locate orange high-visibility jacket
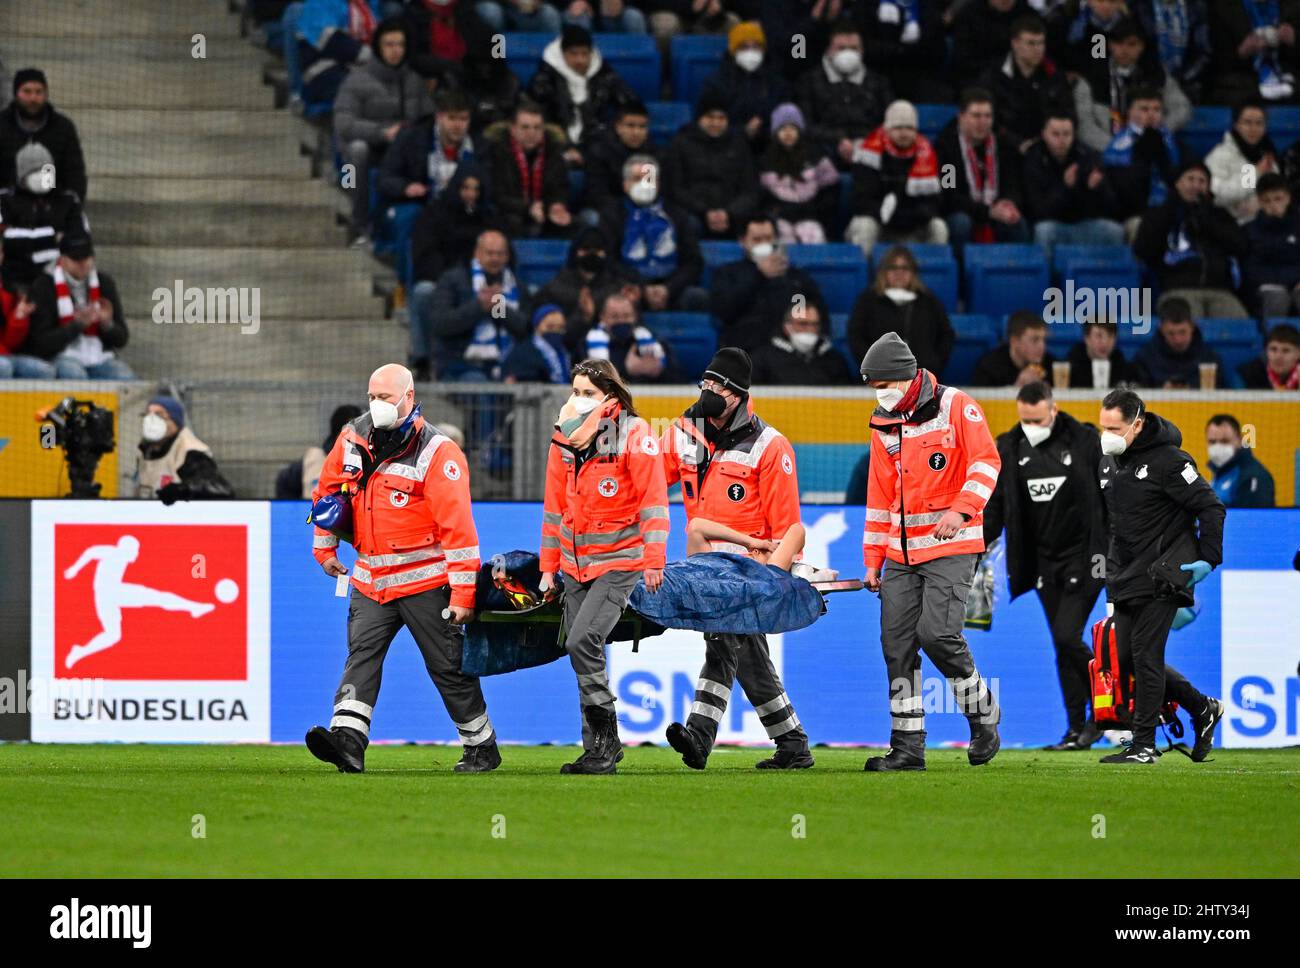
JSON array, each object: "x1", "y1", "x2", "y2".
[
  {"x1": 312, "y1": 411, "x2": 481, "y2": 609},
  {"x1": 863, "y1": 372, "x2": 1000, "y2": 569},
  {"x1": 660, "y1": 398, "x2": 801, "y2": 552},
  {"x1": 540, "y1": 399, "x2": 669, "y2": 581}
]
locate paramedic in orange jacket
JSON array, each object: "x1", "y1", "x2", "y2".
[
  {"x1": 539, "y1": 359, "x2": 669, "y2": 775},
  {"x1": 658, "y1": 347, "x2": 814, "y2": 771},
  {"x1": 305, "y1": 363, "x2": 498, "y2": 775},
  {"x1": 860, "y1": 333, "x2": 1002, "y2": 772}
]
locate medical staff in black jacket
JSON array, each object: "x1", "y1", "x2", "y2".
[{"x1": 1096, "y1": 388, "x2": 1226, "y2": 765}]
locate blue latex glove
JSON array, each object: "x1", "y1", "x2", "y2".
[
  {"x1": 1180, "y1": 560, "x2": 1212, "y2": 585},
  {"x1": 1171, "y1": 606, "x2": 1198, "y2": 630}
]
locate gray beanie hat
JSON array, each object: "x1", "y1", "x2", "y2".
[
  {"x1": 15, "y1": 142, "x2": 53, "y2": 183},
  {"x1": 860, "y1": 331, "x2": 918, "y2": 382}
]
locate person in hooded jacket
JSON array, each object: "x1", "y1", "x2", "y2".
[
  {"x1": 847, "y1": 244, "x2": 954, "y2": 378},
  {"x1": 982, "y1": 381, "x2": 1106, "y2": 750},
  {"x1": 1095, "y1": 387, "x2": 1225, "y2": 764},
  {"x1": 750, "y1": 301, "x2": 853, "y2": 386},
  {"x1": 533, "y1": 225, "x2": 641, "y2": 354},
  {"x1": 697, "y1": 21, "x2": 793, "y2": 148},
  {"x1": 409, "y1": 163, "x2": 498, "y2": 294},
  {"x1": 501, "y1": 302, "x2": 573, "y2": 383},
  {"x1": 665, "y1": 90, "x2": 761, "y2": 240}
]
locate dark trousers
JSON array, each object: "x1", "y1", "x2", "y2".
[
  {"x1": 685, "y1": 632, "x2": 809, "y2": 753},
  {"x1": 1035, "y1": 574, "x2": 1103, "y2": 733},
  {"x1": 1112, "y1": 596, "x2": 1207, "y2": 748}
]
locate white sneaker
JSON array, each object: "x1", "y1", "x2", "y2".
[{"x1": 792, "y1": 561, "x2": 838, "y2": 583}]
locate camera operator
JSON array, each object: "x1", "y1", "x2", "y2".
[{"x1": 135, "y1": 395, "x2": 234, "y2": 504}]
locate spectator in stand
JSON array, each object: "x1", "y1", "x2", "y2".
[
  {"x1": 135, "y1": 396, "x2": 234, "y2": 503},
  {"x1": 1134, "y1": 161, "x2": 1250, "y2": 318},
  {"x1": 419, "y1": 228, "x2": 531, "y2": 381},
  {"x1": 1024, "y1": 110, "x2": 1125, "y2": 258},
  {"x1": 697, "y1": 21, "x2": 792, "y2": 148},
  {"x1": 274, "y1": 404, "x2": 364, "y2": 500},
  {"x1": 483, "y1": 101, "x2": 573, "y2": 239},
  {"x1": 1046, "y1": 0, "x2": 1125, "y2": 77},
  {"x1": 643, "y1": 1, "x2": 731, "y2": 44},
  {"x1": 296, "y1": 0, "x2": 382, "y2": 106},
  {"x1": 533, "y1": 225, "x2": 642, "y2": 354},
  {"x1": 402, "y1": 0, "x2": 491, "y2": 81},
  {"x1": 1206, "y1": 100, "x2": 1280, "y2": 224},
  {"x1": 1066, "y1": 319, "x2": 1143, "y2": 388},
  {"x1": 1237, "y1": 321, "x2": 1300, "y2": 388},
  {"x1": 475, "y1": 0, "x2": 563, "y2": 34},
  {"x1": 598, "y1": 154, "x2": 707, "y2": 312},
  {"x1": 377, "y1": 87, "x2": 474, "y2": 211},
  {"x1": 1102, "y1": 86, "x2": 1180, "y2": 238},
  {"x1": 1205, "y1": 414, "x2": 1276, "y2": 506},
  {"x1": 971, "y1": 309, "x2": 1056, "y2": 387},
  {"x1": 21, "y1": 232, "x2": 133, "y2": 380},
  {"x1": 855, "y1": 0, "x2": 953, "y2": 103},
  {"x1": 950, "y1": 0, "x2": 1033, "y2": 93},
  {"x1": 711, "y1": 214, "x2": 828, "y2": 352},
  {"x1": 0, "y1": 143, "x2": 87, "y2": 291},
  {"x1": 457, "y1": 40, "x2": 522, "y2": 136},
  {"x1": 334, "y1": 18, "x2": 434, "y2": 246},
  {"x1": 584, "y1": 101, "x2": 660, "y2": 211},
  {"x1": 0, "y1": 261, "x2": 55, "y2": 378},
  {"x1": 758, "y1": 103, "x2": 840, "y2": 244},
  {"x1": 526, "y1": 25, "x2": 639, "y2": 165},
  {"x1": 1074, "y1": 17, "x2": 1192, "y2": 153},
  {"x1": 665, "y1": 90, "x2": 760, "y2": 240},
  {"x1": 502, "y1": 303, "x2": 574, "y2": 383},
  {"x1": 585, "y1": 291, "x2": 681, "y2": 383},
  {"x1": 0, "y1": 69, "x2": 87, "y2": 200},
  {"x1": 846, "y1": 100, "x2": 946, "y2": 258},
  {"x1": 982, "y1": 13, "x2": 1072, "y2": 154},
  {"x1": 1132, "y1": 0, "x2": 1212, "y2": 103},
  {"x1": 756, "y1": 0, "x2": 844, "y2": 84},
  {"x1": 936, "y1": 88, "x2": 1031, "y2": 248},
  {"x1": 1242, "y1": 172, "x2": 1300, "y2": 316},
  {"x1": 794, "y1": 18, "x2": 893, "y2": 168},
  {"x1": 559, "y1": 0, "x2": 649, "y2": 33},
  {"x1": 751, "y1": 301, "x2": 854, "y2": 386},
  {"x1": 1207, "y1": 0, "x2": 1300, "y2": 106},
  {"x1": 1132, "y1": 298, "x2": 1227, "y2": 387},
  {"x1": 847, "y1": 244, "x2": 955, "y2": 377}
]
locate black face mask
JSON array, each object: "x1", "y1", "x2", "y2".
[
  {"x1": 698, "y1": 389, "x2": 728, "y2": 419},
  {"x1": 577, "y1": 251, "x2": 605, "y2": 274}
]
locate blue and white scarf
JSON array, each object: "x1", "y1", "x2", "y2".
[
  {"x1": 1152, "y1": 0, "x2": 1192, "y2": 75},
  {"x1": 465, "y1": 259, "x2": 520, "y2": 366},
  {"x1": 878, "y1": 1, "x2": 921, "y2": 43},
  {"x1": 586, "y1": 324, "x2": 663, "y2": 362},
  {"x1": 427, "y1": 131, "x2": 474, "y2": 196},
  {"x1": 621, "y1": 198, "x2": 678, "y2": 281},
  {"x1": 533, "y1": 333, "x2": 570, "y2": 383},
  {"x1": 1244, "y1": 0, "x2": 1295, "y2": 100},
  {"x1": 1067, "y1": 1, "x2": 1122, "y2": 46}
]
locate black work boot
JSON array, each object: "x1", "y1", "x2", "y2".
[
  {"x1": 560, "y1": 706, "x2": 622, "y2": 774},
  {"x1": 454, "y1": 741, "x2": 502, "y2": 773},
  {"x1": 1191, "y1": 698, "x2": 1224, "y2": 762},
  {"x1": 666, "y1": 721, "x2": 709, "y2": 770},
  {"x1": 756, "y1": 747, "x2": 815, "y2": 769},
  {"x1": 1100, "y1": 744, "x2": 1159, "y2": 764},
  {"x1": 1043, "y1": 730, "x2": 1081, "y2": 751},
  {"x1": 968, "y1": 721, "x2": 1001, "y2": 765},
  {"x1": 865, "y1": 730, "x2": 926, "y2": 772},
  {"x1": 305, "y1": 725, "x2": 365, "y2": 773}
]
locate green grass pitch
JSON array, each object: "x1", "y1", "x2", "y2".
[{"x1": 1, "y1": 744, "x2": 1296, "y2": 877}]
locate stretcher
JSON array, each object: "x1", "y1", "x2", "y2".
[{"x1": 460, "y1": 551, "x2": 863, "y2": 677}]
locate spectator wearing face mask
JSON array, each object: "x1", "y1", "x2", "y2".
[
  {"x1": 711, "y1": 215, "x2": 827, "y2": 352},
  {"x1": 750, "y1": 301, "x2": 853, "y2": 386},
  {"x1": 1238, "y1": 321, "x2": 1300, "y2": 389},
  {"x1": 502, "y1": 302, "x2": 574, "y2": 383},
  {"x1": 0, "y1": 69, "x2": 87, "y2": 200},
  {"x1": 1064, "y1": 319, "x2": 1143, "y2": 388},
  {"x1": 794, "y1": 19, "x2": 893, "y2": 167},
  {"x1": 847, "y1": 244, "x2": 954, "y2": 377},
  {"x1": 585, "y1": 291, "x2": 680, "y2": 383},
  {"x1": 1205, "y1": 414, "x2": 1275, "y2": 507},
  {"x1": 597, "y1": 154, "x2": 706, "y2": 312},
  {"x1": 0, "y1": 142, "x2": 87, "y2": 291},
  {"x1": 135, "y1": 395, "x2": 235, "y2": 503},
  {"x1": 697, "y1": 21, "x2": 792, "y2": 147},
  {"x1": 758, "y1": 103, "x2": 840, "y2": 244},
  {"x1": 534, "y1": 225, "x2": 642, "y2": 353},
  {"x1": 665, "y1": 90, "x2": 761, "y2": 240},
  {"x1": 846, "y1": 100, "x2": 947, "y2": 258}
]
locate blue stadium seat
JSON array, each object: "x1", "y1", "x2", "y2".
[
  {"x1": 1046, "y1": 332, "x2": 1077, "y2": 363},
  {"x1": 699, "y1": 241, "x2": 743, "y2": 287},
  {"x1": 916, "y1": 103, "x2": 957, "y2": 140},
  {"x1": 945, "y1": 315, "x2": 1000, "y2": 385},
  {"x1": 501, "y1": 33, "x2": 550, "y2": 88},
  {"x1": 829, "y1": 313, "x2": 849, "y2": 341},
  {"x1": 643, "y1": 312, "x2": 717, "y2": 378},
  {"x1": 512, "y1": 239, "x2": 570, "y2": 289},
  {"x1": 597, "y1": 34, "x2": 662, "y2": 104},
  {"x1": 1183, "y1": 107, "x2": 1231, "y2": 160},
  {"x1": 1268, "y1": 106, "x2": 1300, "y2": 153},
  {"x1": 870, "y1": 242, "x2": 959, "y2": 311},
  {"x1": 671, "y1": 35, "x2": 727, "y2": 104},
  {"x1": 963, "y1": 244, "x2": 1050, "y2": 317},
  {"x1": 648, "y1": 101, "x2": 691, "y2": 145},
  {"x1": 1052, "y1": 244, "x2": 1142, "y2": 306},
  {"x1": 1198, "y1": 318, "x2": 1265, "y2": 386},
  {"x1": 787, "y1": 243, "x2": 869, "y2": 314}
]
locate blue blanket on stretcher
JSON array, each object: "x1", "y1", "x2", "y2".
[{"x1": 629, "y1": 552, "x2": 826, "y2": 635}]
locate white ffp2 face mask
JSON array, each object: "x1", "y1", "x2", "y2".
[
  {"x1": 569, "y1": 394, "x2": 599, "y2": 416},
  {"x1": 628, "y1": 181, "x2": 657, "y2": 206},
  {"x1": 876, "y1": 387, "x2": 905, "y2": 410},
  {"x1": 1207, "y1": 443, "x2": 1235, "y2": 467},
  {"x1": 1021, "y1": 422, "x2": 1052, "y2": 447},
  {"x1": 789, "y1": 331, "x2": 819, "y2": 353},
  {"x1": 141, "y1": 413, "x2": 168, "y2": 442},
  {"x1": 749, "y1": 242, "x2": 775, "y2": 261},
  {"x1": 1100, "y1": 430, "x2": 1129, "y2": 456},
  {"x1": 370, "y1": 379, "x2": 412, "y2": 430},
  {"x1": 830, "y1": 49, "x2": 862, "y2": 75},
  {"x1": 735, "y1": 49, "x2": 764, "y2": 73}
]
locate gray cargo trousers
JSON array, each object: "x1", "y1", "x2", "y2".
[{"x1": 561, "y1": 569, "x2": 641, "y2": 749}]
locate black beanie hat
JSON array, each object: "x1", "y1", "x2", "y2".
[
  {"x1": 561, "y1": 24, "x2": 593, "y2": 51},
  {"x1": 13, "y1": 68, "x2": 47, "y2": 95},
  {"x1": 702, "y1": 347, "x2": 751, "y2": 391},
  {"x1": 695, "y1": 88, "x2": 730, "y2": 120}
]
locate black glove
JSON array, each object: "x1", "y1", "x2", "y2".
[
  {"x1": 1136, "y1": 127, "x2": 1168, "y2": 163},
  {"x1": 158, "y1": 481, "x2": 188, "y2": 506}
]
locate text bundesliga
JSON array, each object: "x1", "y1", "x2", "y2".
[{"x1": 53, "y1": 697, "x2": 248, "y2": 721}]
